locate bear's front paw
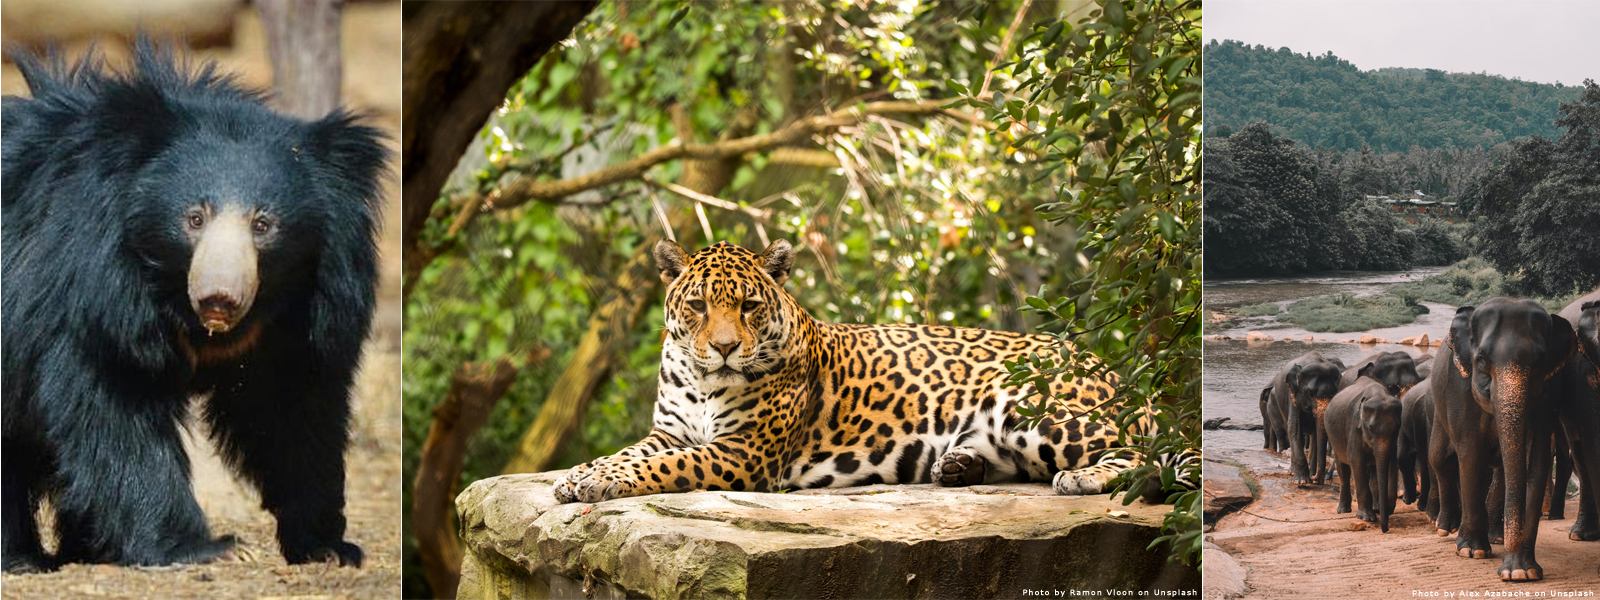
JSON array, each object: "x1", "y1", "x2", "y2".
[{"x1": 286, "y1": 540, "x2": 362, "y2": 567}]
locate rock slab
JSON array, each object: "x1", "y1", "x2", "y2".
[{"x1": 455, "y1": 471, "x2": 1200, "y2": 599}]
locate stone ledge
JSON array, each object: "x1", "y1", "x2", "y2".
[{"x1": 455, "y1": 470, "x2": 1200, "y2": 599}]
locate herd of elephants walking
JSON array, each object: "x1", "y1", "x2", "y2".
[{"x1": 1258, "y1": 289, "x2": 1600, "y2": 582}]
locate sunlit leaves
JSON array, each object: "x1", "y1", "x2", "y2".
[{"x1": 995, "y1": 0, "x2": 1201, "y2": 565}]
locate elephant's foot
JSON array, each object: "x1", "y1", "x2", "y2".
[
  {"x1": 1499, "y1": 554, "x2": 1543, "y2": 582},
  {"x1": 1570, "y1": 511, "x2": 1600, "y2": 541},
  {"x1": 1336, "y1": 500, "x2": 1351, "y2": 514},
  {"x1": 1456, "y1": 535, "x2": 1493, "y2": 559},
  {"x1": 1437, "y1": 528, "x2": 1457, "y2": 537},
  {"x1": 1356, "y1": 507, "x2": 1377, "y2": 523},
  {"x1": 1489, "y1": 531, "x2": 1504, "y2": 545}
]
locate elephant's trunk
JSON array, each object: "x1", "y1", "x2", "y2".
[
  {"x1": 1314, "y1": 398, "x2": 1331, "y2": 484},
  {"x1": 1375, "y1": 439, "x2": 1397, "y2": 532},
  {"x1": 1498, "y1": 380, "x2": 1532, "y2": 554}
]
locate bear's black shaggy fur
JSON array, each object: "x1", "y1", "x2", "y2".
[{"x1": 1, "y1": 42, "x2": 386, "y2": 571}]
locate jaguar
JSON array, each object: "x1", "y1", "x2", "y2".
[{"x1": 552, "y1": 239, "x2": 1186, "y2": 503}]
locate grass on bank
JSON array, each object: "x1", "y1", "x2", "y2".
[
  {"x1": 1277, "y1": 293, "x2": 1420, "y2": 333},
  {"x1": 1392, "y1": 257, "x2": 1588, "y2": 311}
]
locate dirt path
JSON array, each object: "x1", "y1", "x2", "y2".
[
  {"x1": 1206, "y1": 448, "x2": 1600, "y2": 598},
  {"x1": 1, "y1": 4, "x2": 403, "y2": 599}
]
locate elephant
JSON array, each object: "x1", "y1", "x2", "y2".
[
  {"x1": 1340, "y1": 351, "x2": 1423, "y2": 398},
  {"x1": 1327, "y1": 377, "x2": 1403, "y2": 532},
  {"x1": 1266, "y1": 351, "x2": 1344, "y2": 484},
  {"x1": 1430, "y1": 299, "x2": 1575, "y2": 581},
  {"x1": 1554, "y1": 293, "x2": 1600, "y2": 548},
  {"x1": 1416, "y1": 356, "x2": 1434, "y2": 380},
  {"x1": 1260, "y1": 386, "x2": 1285, "y2": 452},
  {"x1": 1398, "y1": 377, "x2": 1436, "y2": 520}
]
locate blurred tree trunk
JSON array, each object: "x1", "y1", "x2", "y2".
[
  {"x1": 259, "y1": 0, "x2": 342, "y2": 119},
  {"x1": 401, "y1": 1, "x2": 600, "y2": 302},
  {"x1": 500, "y1": 105, "x2": 751, "y2": 475},
  {"x1": 412, "y1": 354, "x2": 539, "y2": 599}
]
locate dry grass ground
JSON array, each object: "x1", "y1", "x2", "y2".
[{"x1": 0, "y1": 3, "x2": 403, "y2": 598}]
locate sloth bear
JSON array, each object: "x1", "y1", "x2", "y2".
[{"x1": 1, "y1": 43, "x2": 386, "y2": 571}]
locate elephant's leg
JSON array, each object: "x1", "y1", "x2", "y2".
[
  {"x1": 1569, "y1": 438, "x2": 1600, "y2": 541},
  {"x1": 1431, "y1": 430, "x2": 1463, "y2": 534},
  {"x1": 1353, "y1": 453, "x2": 1376, "y2": 523},
  {"x1": 1488, "y1": 467, "x2": 1505, "y2": 545},
  {"x1": 1336, "y1": 460, "x2": 1354, "y2": 514},
  {"x1": 1500, "y1": 424, "x2": 1553, "y2": 581},
  {"x1": 1455, "y1": 439, "x2": 1494, "y2": 558},
  {"x1": 1422, "y1": 453, "x2": 1438, "y2": 521},
  {"x1": 1400, "y1": 443, "x2": 1419, "y2": 505},
  {"x1": 1550, "y1": 430, "x2": 1572, "y2": 520},
  {"x1": 1289, "y1": 411, "x2": 1310, "y2": 484}
]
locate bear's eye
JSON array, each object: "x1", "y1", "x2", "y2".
[
  {"x1": 252, "y1": 216, "x2": 273, "y2": 235},
  {"x1": 741, "y1": 300, "x2": 761, "y2": 313},
  {"x1": 687, "y1": 299, "x2": 707, "y2": 313},
  {"x1": 185, "y1": 212, "x2": 205, "y2": 230}
]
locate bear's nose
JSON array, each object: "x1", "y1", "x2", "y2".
[{"x1": 711, "y1": 340, "x2": 740, "y2": 357}]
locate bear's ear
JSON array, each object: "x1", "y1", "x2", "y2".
[
  {"x1": 759, "y1": 239, "x2": 794, "y2": 285},
  {"x1": 655, "y1": 240, "x2": 690, "y2": 284},
  {"x1": 302, "y1": 110, "x2": 390, "y2": 208}
]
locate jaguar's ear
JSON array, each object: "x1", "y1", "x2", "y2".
[
  {"x1": 655, "y1": 240, "x2": 690, "y2": 284},
  {"x1": 759, "y1": 239, "x2": 794, "y2": 285}
]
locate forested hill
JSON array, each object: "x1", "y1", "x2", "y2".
[{"x1": 1204, "y1": 40, "x2": 1583, "y2": 151}]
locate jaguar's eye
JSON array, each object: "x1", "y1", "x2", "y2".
[
  {"x1": 185, "y1": 211, "x2": 206, "y2": 230},
  {"x1": 742, "y1": 300, "x2": 761, "y2": 312},
  {"x1": 252, "y1": 216, "x2": 273, "y2": 235},
  {"x1": 688, "y1": 299, "x2": 707, "y2": 312}
]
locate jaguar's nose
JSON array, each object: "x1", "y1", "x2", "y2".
[{"x1": 711, "y1": 340, "x2": 741, "y2": 357}]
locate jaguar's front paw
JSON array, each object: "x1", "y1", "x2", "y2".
[
  {"x1": 1053, "y1": 470, "x2": 1105, "y2": 496},
  {"x1": 572, "y1": 465, "x2": 642, "y2": 503},
  {"x1": 552, "y1": 467, "x2": 588, "y2": 504}
]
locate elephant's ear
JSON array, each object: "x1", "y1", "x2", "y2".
[
  {"x1": 1286, "y1": 365, "x2": 1302, "y2": 391},
  {"x1": 1357, "y1": 362, "x2": 1376, "y2": 381},
  {"x1": 1547, "y1": 314, "x2": 1576, "y2": 376},
  {"x1": 1261, "y1": 386, "x2": 1273, "y2": 404},
  {"x1": 1449, "y1": 306, "x2": 1476, "y2": 376}
]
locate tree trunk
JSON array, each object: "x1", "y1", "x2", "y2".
[
  {"x1": 499, "y1": 104, "x2": 750, "y2": 475},
  {"x1": 401, "y1": 1, "x2": 600, "y2": 302},
  {"x1": 412, "y1": 352, "x2": 543, "y2": 598},
  {"x1": 259, "y1": 0, "x2": 342, "y2": 119}
]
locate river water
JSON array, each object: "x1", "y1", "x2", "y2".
[{"x1": 1203, "y1": 267, "x2": 1452, "y2": 453}]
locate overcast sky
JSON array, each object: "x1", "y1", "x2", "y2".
[{"x1": 1204, "y1": 1, "x2": 1599, "y2": 86}]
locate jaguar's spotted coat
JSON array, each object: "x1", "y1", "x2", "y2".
[{"x1": 552, "y1": 240, "x2": 1153, "y2": 503}]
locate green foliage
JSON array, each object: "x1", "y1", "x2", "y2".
[
  {"x1": 987, "y1": 0, "x2": 1202, "y2": 565},
  {"x1": 1203, "y1": 123, "x2": 1475, "y2": 276},
  {"x1": 1278, "y1": 294, "x2": 1418, "y2": 333},
  {"x1": 1471, "y1": 80, "x2": 1600, "y2": 298},
  {"x1": 1390, "y1": 257, "x2": 1581, "y2": 311},
  {"x1": 1204, "y1": 40, "x2": 1581, "y2": 151},
  {"x1": 1407, "y1": 217, "x2": 1468, "y2": 267}
]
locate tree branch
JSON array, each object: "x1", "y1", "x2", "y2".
[{"x1": 467, "y1": 100, "x2": 985, "y2": 210}]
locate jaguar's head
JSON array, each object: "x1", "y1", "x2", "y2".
[{"x1": 654, "y1": 239, "x2": 795, "y2": 386}]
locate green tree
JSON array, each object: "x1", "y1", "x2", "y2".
[
  {"x1": 1475, "y1": 80, "x2": 1600, "y2": 296},
  {"x1": 985, "y1": 0, "x2": 1202, "y2": 564}
]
